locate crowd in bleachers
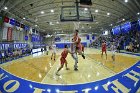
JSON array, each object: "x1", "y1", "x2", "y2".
[
  {"x1": 112, "y1": 31, "x2": 140, "y2": 53},
  {"x1": 90, "y1": 36, "x2": 111, "y2": 49},
  {"x1": 0, "y1": 48, "x2": 32, "y2": 64},
  {"x1": 91, "y1": 30, "x2": 140, "y2": 53}
]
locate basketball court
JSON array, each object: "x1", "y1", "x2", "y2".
[
  {"x1": 0, "y1": 0, "x2": 140, "y2": 93},
  {"x1": 1, "y1": 48, "x2": 140, "y2": 92},
  {"x1": 1, "y1": 48, "x2": 139, "y2": 84}
]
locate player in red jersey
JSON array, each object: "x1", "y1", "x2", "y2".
[
  {"x1": 71, "y1": 38, "x2": 78, "y2": 71},
  {"x1": 73, "y1": 30, "x2": 85, "y2": 59},
  {"x1": 101, "y1": 41, "x2": 107, "y2": 59},
  {"x1": 56, "y1": 45, "x2": 72, "y2": 76},
  {"x1": 81, "y1": 44, "x2": 84, "y2": 54}
]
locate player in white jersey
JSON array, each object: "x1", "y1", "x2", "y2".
[
  {"x1": 51, "y1": 42, "x2": 56, "y2": 61},
  {"x1": 71, "y1": 38, "x2": 78, "y2": 71},
  {"x1": 46, "y1": 45, "x2": 49, "y2": 55},
  {"x1": 111, "y1": 42, "x2": 116, "y2": 62}
]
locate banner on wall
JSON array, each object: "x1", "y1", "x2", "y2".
[
  {"x1": 29, "y1": 27, "x2": 32, "y2": 34},
  {"x1": 21, "y1": 24, "x2": 25, "y2": 28},
  {"x1": 12, "y1": 27, "x2": 17, "y2": 41},
  {"x1": 25, "y1": 25, "x2": 29, "y2": 31},
  {"x1": 10, "y1": 19, "x2": 15, "y2": 25},
  {"x1": 0, "y1": 16, "x2": 3, "y2": 25},
  {"x1": 7, "y1": 27, "x2": 12, "y2": 41},
  {"x1": 0, "y1": 43, "x2": 10, "y2": 50},
  {"x1": 4, "y1": 16, "x2": 9, "y2": 23},
  {"x1": 86, "y1": 34, "x2": 90, "y2": 40},
  {"x1": 92, "y1": 36, "x2": 95, "y2": 40},
  {"x1": 138, "y1": 19, "x2": 140, "y2": 31},
  {"x1": 15, "y1": 21, "x2": 20, "y2": 27},
  {"x1": 2, "y1": 27, "x2": 8, "y2": 39},
  {"x1": 55, "y1": 36, "x2": 61, "y2": 42},
  {"x1": 24, "y1": 36, "x2": 28, "y2": 41}
]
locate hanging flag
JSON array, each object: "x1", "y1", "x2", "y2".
[
  {"x1": 32, "y1": 28, "x2": 35, "y2": 33},
  {"x1": 21, "y1": 24, "x2": 25, "y2": 28},
  {"x1": 2, "y1": 27, "x2": 8, "y2": 39},
  {"x1": 25, "y1": 25, "x2": 29, "y2": 31},
  {"x1": 92, "y1": 36, "x2": 95, "y2": 40},
  {"x1": 86, "y1": 34, "x2": 90, "y2": 40},
  {"x1": 15, "y1": 21, "x2": 20, "y2": 27},
  {"x1": 10, "y1": 19, "x2": 15, "y2": 25},
  {"x1": 4, "y1": 16, "x2": 9, "y2": 23},
  {"x1": 24, "y1": 36, "x2": 28, "y2": 41},
  {"x1": 0, "y1": 16, "x2": 3, "y2": 25},
  {"x1": 7, "y1": 27, "x2": 13, "y2": 41}
]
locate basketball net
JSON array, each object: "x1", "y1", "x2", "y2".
[{"x1": 73, "y1": 22, "x2": 80, "y2": 31}]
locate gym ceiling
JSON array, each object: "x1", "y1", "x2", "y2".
[{"x1": 0, "y1": 0, "x2": 140, "y2": 35}]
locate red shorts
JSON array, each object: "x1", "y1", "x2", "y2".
[
  {"x1": 102, "y1": 49, "x2": 106, "y2": 53},
  {"x1": 82, "y1": 47, "x2": 84, "y2": 52},
  {"x1": 76, "y1": 43, "x2": 82, "y2": 51},
  {"x1": 60, "y1": 57, "x2": 67, "y2": 65}
]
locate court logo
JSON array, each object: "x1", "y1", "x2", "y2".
[{"x1": 0, "y1": 62, "x2": 140, "y2": 93}]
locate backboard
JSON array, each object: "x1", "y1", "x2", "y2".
[{"x1": 60, "y1": 6, "x2": 93, "y2": 22}]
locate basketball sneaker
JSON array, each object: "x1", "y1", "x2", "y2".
[
  {"x1": 74, "y1": 68, "x2": 78, "y2": 71},
  {"x1": 82, "y1": 55, "x2": 85, "y2": 59},
  {"x1": 66, "y1": 68, "x2": 70, "y2": 70},
  {"x1": 55, "y1": 72, "x2": 60, "y2": 76}
]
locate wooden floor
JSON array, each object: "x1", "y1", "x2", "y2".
[{"x1": 1, "y1": 48, "x2": 140, "y2": 85}]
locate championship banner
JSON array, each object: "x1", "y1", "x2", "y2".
[
  {"x1": 24, "y1": 36, "x2": 28, "y2": 41},
  {"x1": 25, "y1": 25, "x2": 29, "y2": 31},
  {"x1": 138, "y1": 19, "x2": 140, "y2": 31},
  {"x1": 4, "y1": 16, "x2": 9, "y2": 23},
  {"x1": 92, "y1": 36, "x2": 95, "y2": 40},
  {"x1": 15, "y1": 21, "x2": 20, "y2": 27},
  {"x1": 12, "y1": 28, "x2": 17, "y2": 40},
  {"x1": 21, "y1": 24, "x2": 25, "y2": 28},
  {"x1": 0, "y1": 61, "x2": 140, "y2": 93},
  {"x1": 10, "y1": 19, "x2": 15, "y2": 25},
  {"x1": 0, "y1": 16, "x2": 3, "y2": 25},
  {"x1": 86, "y1": 34, "x2": 90, "y2": 40},
  {"x1": 2, "y1": 27, "x2": 8, "y2": 40},
  {"x1": 7, "y1": 27, "x2": 12, "y2": 41}
]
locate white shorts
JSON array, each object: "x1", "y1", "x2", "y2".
[
  {"x1": 72, "y1": 53, "x2": 78, "y2": 59},
  {"x1": 111, "y1": 51, "x2": 115, "y2": 55},
  {"x1": 52, "y1": 50, "x2": 56, "y2": 54}
]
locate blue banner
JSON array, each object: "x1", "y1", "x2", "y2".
[
  {"x1": 31, "y1": 34, "x2": 41, "y2": 42},
  {"x1": 24, "y1": 36, "x2": 28, "y2": 41},
  {"x1": 24, "y1": 25, "x2": 30, "y2": 31},
  {"x1": 55, "y1": 37, "x2": 61, "y2": 42},
  {"x1": 15, "y1": 21, "x2": 20, "y2": 27},
  {"x1": 13, "y1": 43, "x2": 28, "y2": 49},
  {"x1": 10, "y1": 19, "x2": 15, "y2": 25},
  {"x1": 112, "y1": 26, "x2": 121, "y2": 35},
  {"x1": 92, "y1": 36, "x2": 95, "y2": 40},
  {"x1": 138, "y1": 19, "x2": 140, "y2": 31},
  {"x1": 121, "y1": 22, "x2": 131, "y2": 34},
  {"x1": 0, "y1": 43, "x2": 10, "y2": 50},
  {"x1": 0, "y1": 43, "x2": 28, "y2": 50},
  {"x1": 86, "y1": 35, "x2": 90, "y2": 40}
]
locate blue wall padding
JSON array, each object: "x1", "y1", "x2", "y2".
[{"x1": 55, "y1": 42, "x2": 87, "y2": 48}]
